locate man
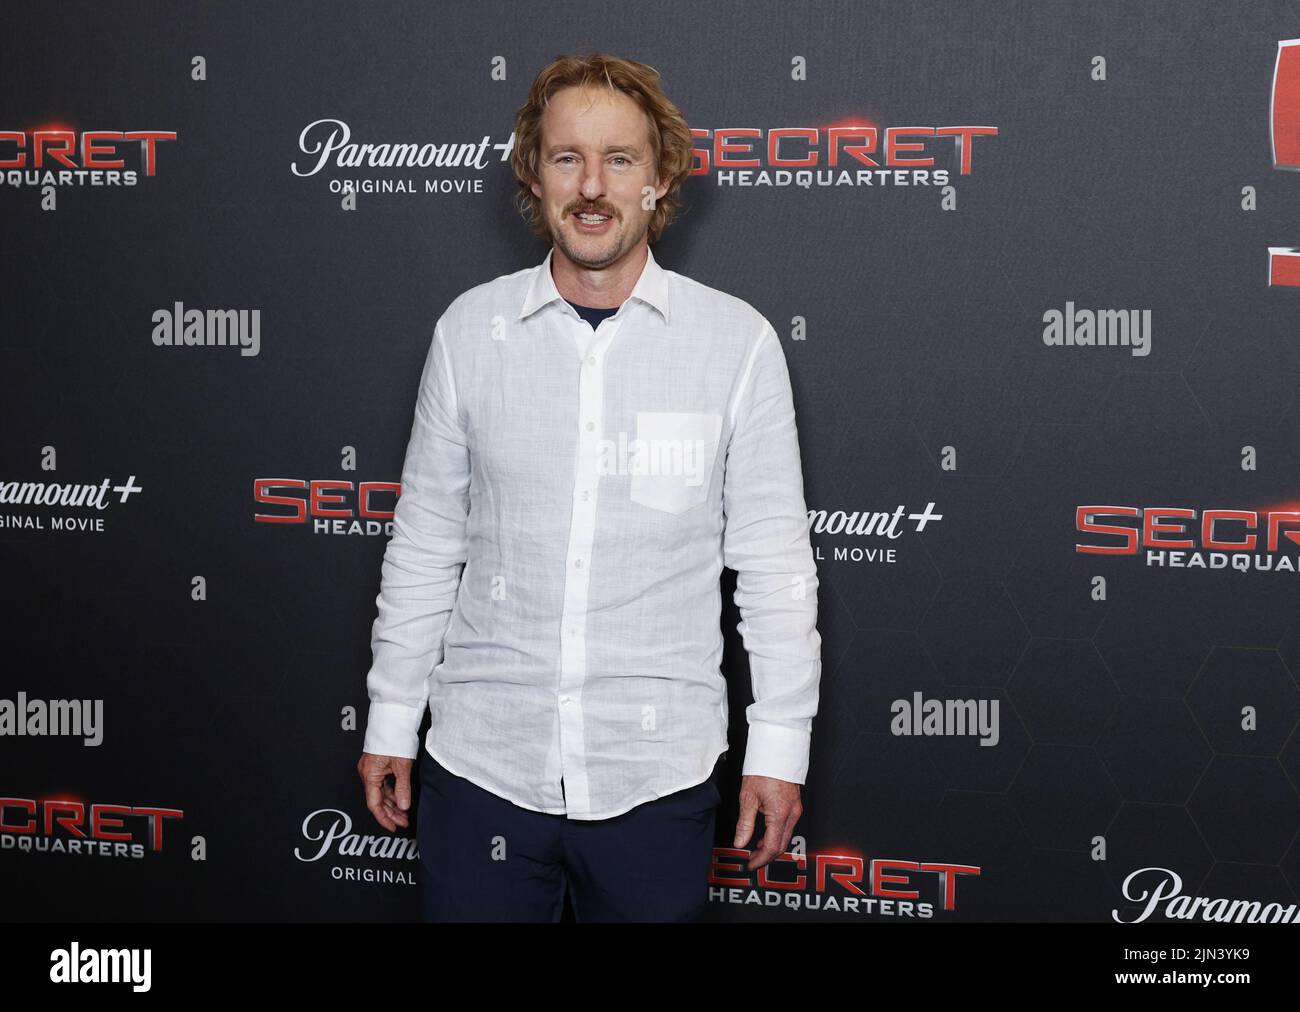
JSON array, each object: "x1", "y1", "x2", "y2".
[{"x1": 357, "y1": 52, "x2": 821, "y2": 922}]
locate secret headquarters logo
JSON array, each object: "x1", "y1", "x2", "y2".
[
  {"x1": 710, "y1": 846, "x2": 980, "y2": 918},
  {"x1": 0, "y1": 125, "x2": 176, "y2": 186},
  {"x1": 1, "y1": 796, "x2": 183, "y2": 859},
  {"x1": 1076, "y1": 502, "x2": 1300, "y2": 574}
]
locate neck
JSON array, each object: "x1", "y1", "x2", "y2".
[{"x1": 550, "y1": 242, "x2": 647, "y2": 309}]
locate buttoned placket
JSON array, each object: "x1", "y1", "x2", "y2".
[{"x1": 554, "y1": 306, "x2": 625, "y2": 817}]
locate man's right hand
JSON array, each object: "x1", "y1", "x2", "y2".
[{"x1": 358, "y1": 752, "x2": 415, "y2": 831}]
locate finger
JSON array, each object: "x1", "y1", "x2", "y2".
[
  {"x1": 362, "y1": 760, "x2": 399, "y2": 831},
  {"x1": 381, "y1": 797, "x2": 409, "y2": 829},
  {"x1": 377, "y1": 779, "x2": 407, "y2": 826},
  {"x1": 363, "y1": 767, "x2": 388, "y2": 821},
  {"x1": 733, "y1": 795, "x2": 757, "y2": 849},
  {"x1": 368, "y1": 798, "x2": 396, "y2": 832},
  {"x1": 380, "y1": 787, "x2": 403, "y2": 812},
  {"x1": 746, "y1": 807, "x2": 790, "y2": 870},
  {"x1": 777, "y1": 804, "x2": 802, "y2": 856},
  {"x1": 375, "y1": 771, "x2": 413, "y2": 829},
  {"x1": 394, "y1": 764, "x2": 413, "y2": 812}
]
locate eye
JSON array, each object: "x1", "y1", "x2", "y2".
[{"x1": 612, "y1": 156, "x2": 630, "y2": 166}]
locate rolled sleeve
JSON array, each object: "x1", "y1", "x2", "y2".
[
  {"x1": 722, "y1": 319, "x2": 822, "y2": 784},
  {"x1": 362, "y1": 319, "x2": 470, "y2": 759}
]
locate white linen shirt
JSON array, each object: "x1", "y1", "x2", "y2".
[{"x1": 362, "y1": 244, "x2": 821, "y2": 820}]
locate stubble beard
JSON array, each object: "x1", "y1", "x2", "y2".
[{"x1": 551, "y1": 209, "x2": 647, "y2": 270}]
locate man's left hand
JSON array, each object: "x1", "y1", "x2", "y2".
[{"x1": 733, "y1": 774, "x2": 803, "y2": 871}]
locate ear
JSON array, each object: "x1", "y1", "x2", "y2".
[{"x1": 655, "y1": 174, "x2": 669, "y2": 201}]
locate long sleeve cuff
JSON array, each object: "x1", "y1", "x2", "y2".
[
  {"x1": 362, "y1": 700, "x2": 426, "y2": 759},
  {"x1": 741, "y1": 720, "x2": 811, "y2": 783}
]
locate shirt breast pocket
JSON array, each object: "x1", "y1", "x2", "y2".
[{"x1": 629, "y1": 410, "x2": 723, "y2": 515}]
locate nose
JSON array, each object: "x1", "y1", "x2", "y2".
[{"x1": 579, "y1": 160, "x2": 606, "y2": 201}]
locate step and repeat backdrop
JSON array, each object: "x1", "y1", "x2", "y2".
[{"x1": 4, "y1": 0, "x2": 1300, "y2": 924}]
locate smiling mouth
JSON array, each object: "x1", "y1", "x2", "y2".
[{"x1": 573, "y1": 210, "x2": 613, "y2": 224}]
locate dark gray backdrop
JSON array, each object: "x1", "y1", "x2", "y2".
[{"x1": 3, "y1": 0, "x2": 1300, "y2": 923}]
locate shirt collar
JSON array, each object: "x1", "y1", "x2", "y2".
[{"x1": 517, "y1": 244, "x2": 670, "y2": 326}]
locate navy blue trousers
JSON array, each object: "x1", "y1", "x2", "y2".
[{"x1": 416, "y1": 747, "x2": 720, "y2": 922}]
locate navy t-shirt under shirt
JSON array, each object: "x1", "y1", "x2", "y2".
[{"x1": 565, "y1": 298, "x2": 620, "y2": 330}]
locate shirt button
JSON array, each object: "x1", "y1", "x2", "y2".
[
  {"x1": 585, "y1": 420, "x2": 595, "y2": 431},
  {"x1": 586, "y1": 355, "x2": 596, "y2": 365},
  {"x1": 580, "y1": 490, "x2": 590, "y2": 500},
  {"x1": 574, "y1": 558, "x2": 583, "y2": 568},
  {"x1": 561, "y1": 696, "x2": 572, "y2": 704}
]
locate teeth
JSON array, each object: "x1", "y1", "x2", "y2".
[{"x1": 577, "y1": 213, "x2": 609, "y2": 223}]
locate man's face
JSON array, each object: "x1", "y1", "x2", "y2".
[{"x1": 530, "y1": 85, "x2": 669, "y2": 270}]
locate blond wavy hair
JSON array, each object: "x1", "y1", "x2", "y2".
[{"x1": 511, "y1": 52, "x2": 694, "y2": 244}]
